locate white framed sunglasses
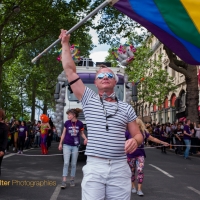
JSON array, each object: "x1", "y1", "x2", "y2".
[{"x1": 96, "y1": 72, "x2": 115, "y2": 79}]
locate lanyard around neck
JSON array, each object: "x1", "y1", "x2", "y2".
[
  {"x1": 99, "y1": 97, "x2": 118, "y2": 131},
  {"x1": 71, "y1": 121, "x2": 77, "y2": 128},
  {"x1": 71, "y1": 121, "x2": 77, "y2": 134}
]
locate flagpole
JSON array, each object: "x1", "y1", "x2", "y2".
[{"x1": 31, "y1": 0, "x2": 112, "y2": 64}]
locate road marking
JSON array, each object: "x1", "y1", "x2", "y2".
[
  {"x1": 3, "y1": 149, "x2": 33, "y2": 159},
  {"x1": 50, "y1": 184, "x2": 61, "y2": 200},
  {"x1": 188, "y1": 187, "x2": 200, "y2": 195},
  {"x1": 149, "y1": 164, "x2": 174, "y2": 178},
  {"x1": 3, "y1": 154, "x2": 14, "y2": 158}
]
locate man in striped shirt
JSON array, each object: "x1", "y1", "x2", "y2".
[{"x1": 59, "y1": 30, "x2": 143, "y2": 200}]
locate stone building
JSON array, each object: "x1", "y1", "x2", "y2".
[{"x1": 138, "y1": 35, "x2": 192, "y2": 124}]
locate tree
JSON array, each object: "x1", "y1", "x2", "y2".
[
  {"x1": 164, "y1": 46, "x2": 199, "y2": 123},
  {"x1": 0, "y1": 0, "x2": 93, "y2": 107},
  {"x1": 2, "y1": 33, "x2": 93, "y2": 121}
]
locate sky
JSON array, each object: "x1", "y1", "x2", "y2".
[
  {"x1": 89, "y1": 26, "x2": 110, "y2": 64},
  {"x1": 87, "y1": 14, "x2": 122, "y2": 64},
  {"x1": 88, "y1": 14, "x2": 127, "y2": 64}
]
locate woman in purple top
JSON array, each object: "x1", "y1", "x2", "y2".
[
  {"x1": 160, "y1": 124, "x2": 168, "y2": 154},
  {"x1": 58, "y1": 108, "x2": 87, "y2": 189},
  {"x1": 126, "y1": 118, "x2": 169, "y2": 196},
  {"x1": 17, "y1": 121, "x2": 28, "y2": 154},
  {"x1": 183, "y1": 119, "x2": 194, "y2": 159}
]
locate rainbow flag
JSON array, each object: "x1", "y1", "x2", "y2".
[{"x1": 113, "y1": 0, "x2": 200, "y2": 65}]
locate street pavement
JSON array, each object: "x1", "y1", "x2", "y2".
[{"x1": 0, "y1": 142, "x2": 200, "y2": 200}]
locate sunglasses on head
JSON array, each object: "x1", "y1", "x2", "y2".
[{"x1": 96, "y1": 72, "x2": 115, "y2": 79}]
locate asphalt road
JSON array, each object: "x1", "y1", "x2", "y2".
[{"x1": 1, "y1": 142, "x2": 200, "y2": 200}]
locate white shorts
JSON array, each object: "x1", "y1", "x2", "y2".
[{"x1": 81, "y1": 156, "x2": 131, "y2": 200}]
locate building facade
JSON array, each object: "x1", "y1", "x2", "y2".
[{"x1": 137, "y1": 35, "x2": 190, "y2": 124}]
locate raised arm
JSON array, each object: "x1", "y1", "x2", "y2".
[{"x1": 59, "y1": 29, "x2": 85, "y2": 100}]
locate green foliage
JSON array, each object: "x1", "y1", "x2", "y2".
[
  {"x1": 105, "y1": 33, "x2": 177, "y2": 106},
  {"x1": 105, "y1": 48, "x2": 118, "y2": 67},
  {"x1": 0, "y1": 0, "x2": 94, "y2": 119},
  {"x1": 126, "y1": 45, "x2": 177, "y2": 106},
  {"x1": 90, "y1": 0, "x2": 142, "y2": 45}
]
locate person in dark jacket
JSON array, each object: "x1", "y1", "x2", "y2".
[
  {"x1": 47, "y1": 118, "x2": 54, "y2": 150},
  {"x1": 0, "y1": 109, "x2": 8, "y2": 176}
]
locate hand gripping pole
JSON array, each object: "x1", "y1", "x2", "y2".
[{"x1": 31, "y1": 0, "x2": 112, "y2": 64}]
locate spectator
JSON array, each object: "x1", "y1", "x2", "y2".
[
  {"x1": 52, "y1": 126, "x2": 58, "y2": 141},
  {"x1": 25, "y1": 121, "x2": 33, "y2": 149},
  {"x1": 183, "y1": 119, "x2": 194, "y2": 160},
  {"x1": 13, "y1": 120, "x2": 20, "y2": 152},
  {"x1": 18, "y1": 121, "x2": 28, "y2": 154},
  {"x1": 58, "y1": 108, "x2": 87, "y2": 188},
  {"x1": 0, "y1": 109, "x2": 8, "y2": 176},
  {"x1": 47, "y1": 118, "x2": 54, "y2": 150},
  {"x1": 194, "y1": 123, "x2": 200, "y2": 155},
  {"x1": 174, "y1": 124, "x2": 184, "y2": 155},
  {"x1": 34, "y1": 121, "x2": 41, "y2": 147},
  {"x1": 160, "y1": 124, "x2": 168, "y2": 153},
  {"x1": 6, "y1": 123, "x2": 11, "y2": 152},
  {"x1": 126, "y1": 119, "x2": 169, "y2": 196},
  {"x1": 190, "y1": 122, "x2": 197, "y2": 155},
  {"x1": 10, "y1": 120, "x2": 16, "y2": 151}
]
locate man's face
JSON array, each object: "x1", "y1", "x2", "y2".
[{"x1": 94, "y1": 68, "x2": 117, "y2": 91}]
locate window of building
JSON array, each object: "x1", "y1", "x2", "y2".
[
  {"x1": 153, "y1": 104, "x2": 157, "y2": 112},
  {"x1": 164, "y1": 97, "x2": 169, "y2": 108},
  {"x1": 171, "y1": 94, "x2": 176, "y2": 107}
]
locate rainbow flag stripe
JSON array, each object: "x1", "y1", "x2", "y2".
[{"x1": 113, "y1": 0, "x2": 200, "y2": 65}]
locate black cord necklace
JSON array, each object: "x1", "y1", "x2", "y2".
[{"x1": 99, "y1": 97, "x2": 118, "y2": 131}]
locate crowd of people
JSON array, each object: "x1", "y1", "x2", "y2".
[
  {"x1": 144, "y1": 120, "x2": 200, "y2": 158},
  {"x1": 4, "y1": 116, "x2": 59, "y2": 154}
]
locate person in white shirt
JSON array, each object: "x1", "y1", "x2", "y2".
[{"x1": 59, "y1": 29, "x2": 143, "y2": 200}]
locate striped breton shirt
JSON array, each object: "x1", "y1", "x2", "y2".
[{"x1": 81, "y1": 87, "x2": 137, "y2": 160}]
